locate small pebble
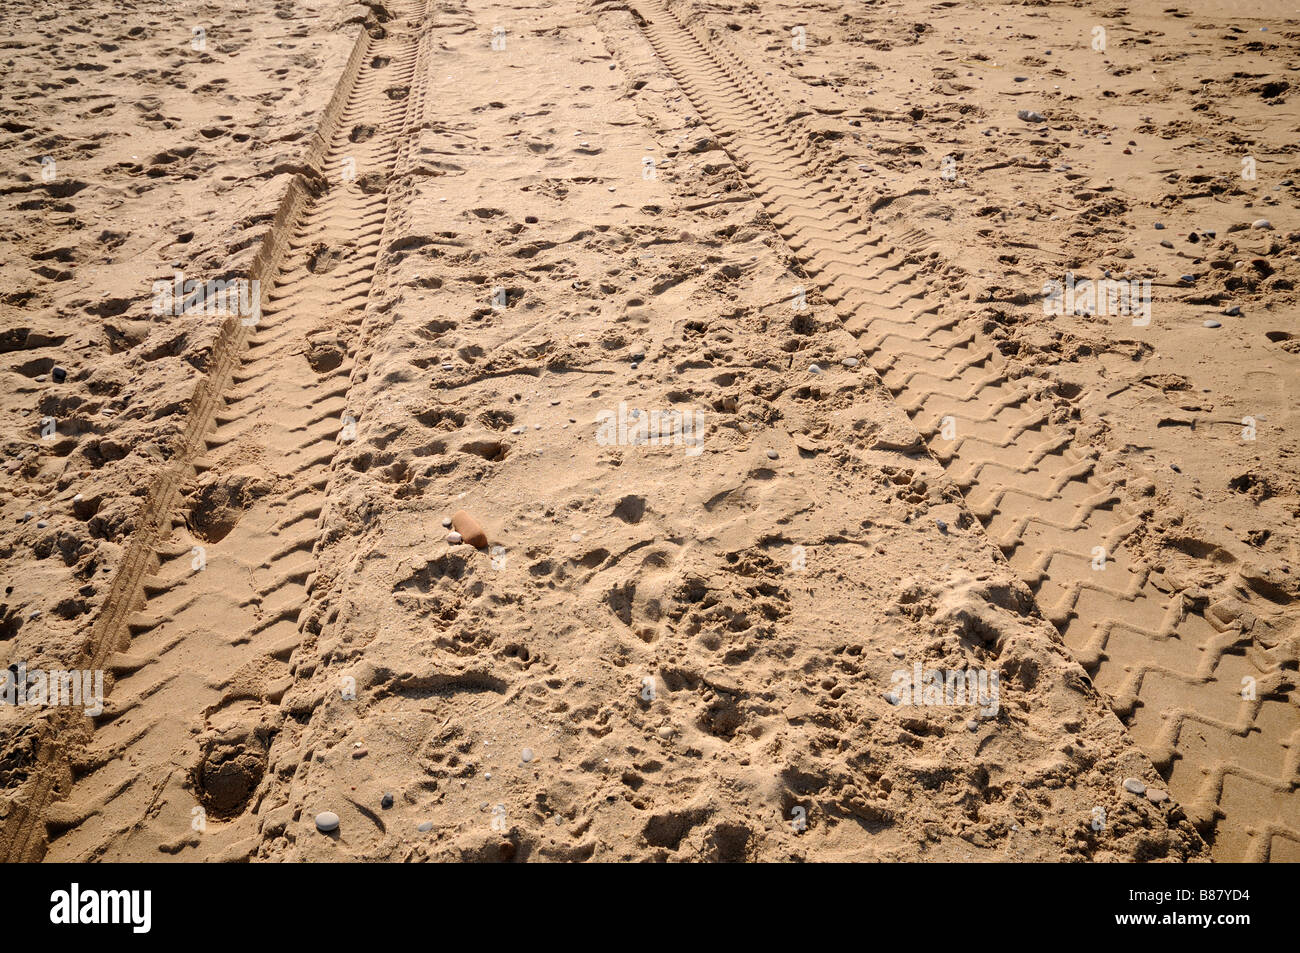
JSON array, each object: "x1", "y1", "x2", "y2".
[
  {"x1": 521, "y1": 748, "x2": 534, "y2": 763},
  {"x1": 417, "y1": 820, "x2": 433, "y2": 832},
  {"x1": 891, "y1": 648, "x2": 906, "y2": 658},
  {"x1": 1203, "y1": 320, "x2": 1222, "y2": 328},
  {"x1": 1153, "y1": 222, "x2": 1165, "y2": 230},
  {"x1": 315, "y1": 811, "x2": 340, "y2": 833},
  {"x1": 381, "y1": 793, "x2": 394, "y2": 809},
  {"x1": 966, "y1": 719, "x2": 979, "y2": 732},
  {"x1": 766, "y1": 449, "x2": 778, "y2": 460},
  {"x1": 808, "y1": 363, "x2": 822, "y2": 374},
  {"x1": 442, "y1": 517, "x2": 452, "y2": 527},
  {"x1": 656, "y1": 726, "x2": 674, "y2": 739},
  {"x1": 841, "y1": 356, "x2": 859, "y2": 367},
  {"x1": 1122, "y1": 777, "x2": 1146, "y2": 795},
  {"x1": 1223, "y1": 305, "x2": 1241, "y2": 317},
  {"x1": 351, "y1": 748, "x2": 368, "y2": 759},
  {"x1": 935, "y1": 518, "x2": 948, "y2": 533},
  {"x1": 1146, "y1": 788, "x2": 1170, "y2": 804},
  {"x1": 451, "y1": 510, "x2": 488, "y2": 548},
  {"x1": 52, "y1": 366, "x2": 67, "y2": 383},
  {"x1": 447, "y1": 531, "x2": 463, "y2": 544},
  {"x1": 1252, "y1": 219, "x2": 1273, "y2": 230}
]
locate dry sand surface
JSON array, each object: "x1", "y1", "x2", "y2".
[{"x1": 0, "y1": 0, "x2": 1296, "y2": 862}]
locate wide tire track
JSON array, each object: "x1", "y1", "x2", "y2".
[
  {"x1": 617, "y1": 0, "x2": 1300, "y2": 861},
  {"x1": 1, "y1": 4, "x2": 428, "y2": 861}
]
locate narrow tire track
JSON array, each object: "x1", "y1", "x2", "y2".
[{"x1": 615, "y1": 0, "x2": 1300, "y2": 861}]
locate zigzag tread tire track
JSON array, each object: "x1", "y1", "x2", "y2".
[
  {"x1": 616, "y1": 0, "x2": 1300, "y2": 861},
  {"x1": 0, "y1": 3, "x2": 429, "y2": 862}
]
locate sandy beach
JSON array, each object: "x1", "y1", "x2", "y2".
[{"x1": 1, "y1": 0, "x2": 1295, "y2": 862}]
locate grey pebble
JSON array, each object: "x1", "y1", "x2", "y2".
[
  {"x1": 1203, "y1": 320, "x2": 1222, "y2": 328},
  {"x1": 1122, "y1": 777, "x2": 1146, "y2": 795},
  {"x1": 315, "y1": 811, "x2": 340, "y2": 833}
]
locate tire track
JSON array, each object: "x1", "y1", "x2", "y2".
[
  {"x1": 0, "y1": 3, "x2": 427, "y2": 861},
  {"x1": 615, "y1": 0, "x2": 1300, "y2": 861}
]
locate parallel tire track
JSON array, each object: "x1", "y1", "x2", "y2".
[
  {"x1": 617, "y1": 0, "x2": 1300, "y2": 861},
  {"x1": 0, "y1": 4, "x2": 426, "y2": 861}
]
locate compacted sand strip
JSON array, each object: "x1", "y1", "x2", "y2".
[
  {"x1": 620, "y1": 0, "x2": 1298, "y2": 860},
  {"x1": 1, "y1": 1, "x2": 429, "y2": 862}
]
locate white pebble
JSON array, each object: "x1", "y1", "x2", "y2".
[
  {"x1": 315, "y1": 811, "x2": 340, "y2": 832},
  {"x1": 447, "y1": 531, "x2": 463, "y2": 544}
]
